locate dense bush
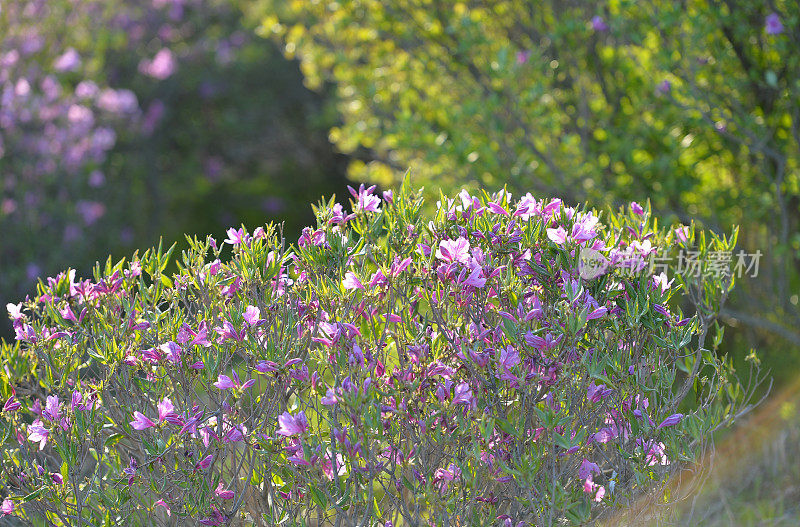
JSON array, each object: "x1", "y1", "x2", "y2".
[
  {"x1": 1, "y1": 184, "x2": 758, "y2": 525},
  {"x1": 0, "y1": 0, "x2": 348, "y2": 334},
  {"x1": 252, "y1": 0, "x2": 800, "y2": 372}
]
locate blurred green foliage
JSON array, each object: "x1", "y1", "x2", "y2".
[{"x1": 251, "y1": 0, "x2": 800, "y2": 381}]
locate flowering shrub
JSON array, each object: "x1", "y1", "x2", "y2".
[{"x1": 1, "y1": 183, "x2": 757, "y2": 525}]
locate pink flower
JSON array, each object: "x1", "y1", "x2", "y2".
[
  {"x1": 54, "y1": 48, "x2": 81, "y2": 72},
  {"x1": 157, "y1": 397, "x2": 179, "y2": 423},
  {"x1": 177, "y1": 321, "x2": 212, "y2": 347},
  {"x1": 224, "y1": 227, "x2": 245, "y2": 246},
  {"x1": 215, "y1": 482, "x2": 234, "y2": 499},
  {"x1": 436, "y1": 237, "x2": 471, "y2": 264},
  {"x1": 321, "y1": 388, "x2": 339, "y2": 406},
  {"x1": 130, "y1": 412, "x2": 156, "y2": 431},
  {"x1": 452, "y1": 383, "x2": 473, "y2": 406},
  {"x1": 28, "y1": 420, "x2": 49, "y2": 450},
  {"x1": 43, "y1": 395, "x2": 61, "y2": 422},
  {"x1": 2, "y1": 498, "x2": 14, "y2": 515},
  {"x1": 674, "y1": 226, "x2": 689, "y2": 244},
  {"x1": 139, "y1": 48, "x2": 177, "y2": 80},
  {"x1": 214, "y1": 372, "x2": 254, "y2": 391},
  {"x1": 348, "y1": 184, "x2": 381, "y2": 212},
  {"x1": 243, "y1": 305, "x2": 262, "y2": 326},
  {"x1": 160, "y1": 341, "x2": 182, "y2": 363},
  {"x1": 215, "y1": 320, "x2": 246, "y2": 342},
  {"x1": 342, "y1": 271, "x2": 364, "y2": 290},
  {"x1": 196, "y1": 454, "x2": 213, "y2": 471},
  {"x1": 277, "y1": 410, "x2": 308, "y2": 437},
  {"x1": 6, "y1": 302, "x2": 23, "y2": 321},
  {"x1": 630, "y1": 201, "x2": 644, "y2": 215},
  {"x1": 547, "y1": 226, "x2": 568, "y2": 245}
]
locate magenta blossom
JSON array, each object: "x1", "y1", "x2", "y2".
[
  {"x1": 547, "y1": 226, "x2": 568, "y2": 245},
  {"x1": 277, "y1": 410, "x2": 309, "y2": 437},
  {"x1": 2, "y1": 498, "x2": 14, "y2": 515},
  {"x1": 243, "y1": 305, "x2": 263, "y2": 326},
  {"x1": 342, "y1": 271, "x2": 364, "y2": 290},
  {"x1": 348, "y1": 184, "x2": 381, "y2": 212},
  {"x1": 130, "y1": 411, "x2": 156, "y2": 431},
  {"x1": 28, "y1": 420, "x2": 49, "y2": 450},
  {"x1": 214, "y1": 371, "x2": 255, "y2": 391},
  {"x1": 452, "y1": 383, "x2": 473, "y2": 406},
  {"x1": 215, "y1": 482, "x2": 234, "y2": 499},
  {"x1": 436, "y1": 237, "x2": 471, "y2": 264}
]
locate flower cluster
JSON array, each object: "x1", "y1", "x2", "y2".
[{"x1": 0, "y1": 185, "x2": 754, "y2": 525}]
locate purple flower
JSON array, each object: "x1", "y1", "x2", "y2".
[
  {"x1": 587, "y1": 381, "x2": 612, "y2": 402},
  {"x1": 657, "y1": 413, "x2": 683, "y2": 428},
  {"x1": 130, "y1": 411, "x2": 156, "y2": 431},
  {"x1": 277, "y1": 410, "x2": 309, "y2": 437},
  {"x1": 436, "y1": 237, "x2": 471, "y2": 264},
  {"x1": 139, "y1": 48, "x2": 177, "y2": 80},
  {"x1": 547, "y1": 226, "x2": 568, "y2": 245},
  {"x1": 54, "y1": 48, "x2": 81, "y2": 72},
  {"x1": 2, "y1": 498, "x2": 14, "y2": 515},
  {"x1": 630, "y1": 201, "x2": 644, "y2": 215},
  {"x1": 157, "y1": 397, "x2": 178, "y2": 423},
  {"x1": 348, "y1": 184, "x2": 381, "y2": 212},
  {"x1": 321, "y1": 388, "x2": 340, "y2": 406},
  {"x1": 452, "y1": 383, "x2": 473, "y2": 405},
  {"x1": 2, "y1": 394, "x2": 21, "y2": 413},
  {"x1": 498, "y1": 346, "x2": 521, "y2": 370},
  {"x1": 71, "y1": 391, "x2": 91, "y2": 411},
  {"x1": 579, "y1": 459, "x2": 601, "y2": 479},
  {"x1": 591, "y1": 16, "x2": 608, "y2": 32},
  {"x1": 342, "y1": 271, "x2": 364, "y2": 290},
  {"x1": 243, "y1": 305, "x2": 262, "y2": 326},
  {"x1": 214, "y1": 374, "x2": 236, "y2": 390},
  {"x1": 196, "y1": 454, "x2": 213, "y2": 471},
  {"x1": 215, "y1": 482, "x2": 234, "y2": 499},
  {"x1": 255, "y1": 360, "x2": 279, "y2": 373},
  {"x1": 765, "y1": 13, "x2": 784, "y2": 35},
  {"x1": 224, "y1": 227, "x2": 245, "y2": 246},
  {"x1": 525, "y1": 332, "x2": 563, "y2": 352},
  {"x1": 160, "y1": 341, "x2": 182, "y2": 363},
  {"x1": 43, "y1": 395, "x2": 61, "y2": 422},
  {"x1": 657, "y1": 80, "x2": 671, "y2": 94},
  {"x1": 28, "y1": 420, "x2": 49, "y2": 450},
  {"x1": 516, "y1": 50, "x2": 531, "y2": 64},
  {"x1": 199, "y1": 507, "x2": 226, "y2": 525}
]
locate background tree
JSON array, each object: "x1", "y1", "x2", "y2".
[{"x1": 251, "y1": 0, "x2": 800, "y2": 380}]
